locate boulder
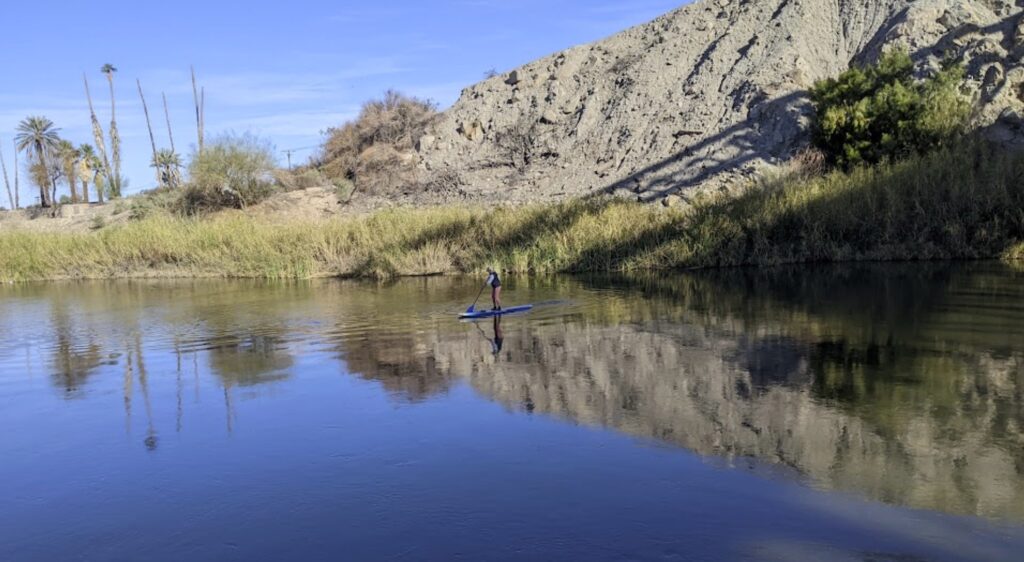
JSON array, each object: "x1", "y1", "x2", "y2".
[
  {"x1": 417, "y1": 135, "x2": 437, "y2": 152},
  {"x1": 661, "y1": 194, "x2": 685, "y2": 208}
]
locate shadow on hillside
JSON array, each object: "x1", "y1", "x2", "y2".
[
  {"x1": 588, "y1": 9, "x2": 1024, "y2": 206},
  {"x1": 589, "y1": 91, "x2": 810, "y2": 202},
  {"x1": 440, "y1": 137, "x2": 1024, "y2": 274}
]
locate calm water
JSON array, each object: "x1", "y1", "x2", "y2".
[{"x1": 2, "y1": 264, "x2": 1024, "y2": 561}]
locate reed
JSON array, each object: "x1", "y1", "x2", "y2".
[{"x1": 1, "y1": 139, "x2": 1022, "y2": 282}]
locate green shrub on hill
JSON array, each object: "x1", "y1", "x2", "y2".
[{"x1": 810, "y1": 50, "x2": 970, "y2": 169}]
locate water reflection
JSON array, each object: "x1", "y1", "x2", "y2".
[
  {"x1": 49, "y1": 300, "x2": 106, "y2": 397},
  {"x1": 2, "y1": 263, "x2": 1023, "y2": 523}
]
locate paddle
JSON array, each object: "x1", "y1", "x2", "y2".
[{"x1": 466, "y1": 281, "x2": 488, "y2": 314}]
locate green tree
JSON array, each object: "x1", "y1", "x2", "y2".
[
  {"x1": 57, "y1": 140, "x2": 80, "y2": 203},
  {"x1": 810, "y1": 49, "x2": 970, "y2": 169},
  {"x1": 101, "y1": 63, "x2": 122, "y2": 197},
  {"x1": 78, "y1": 144, "x2": 100, "y2": 203},
  {"x1": 151, "y1": 148, "x2": 183, "y2": 189},
  {"x1": 14, "y1": 116, "x2": 61, "y2": 207}
]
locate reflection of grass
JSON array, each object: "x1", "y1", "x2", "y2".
[
  {"x1": 1006, "y1": 243, "x2": 1024, "y2": 268},
  {"x1": 1, "y1": 140, "x2": 1022, "y2": 281}
]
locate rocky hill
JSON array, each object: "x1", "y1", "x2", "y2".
[{"x1": 417, "y1": 0, "x2": 1024, "y2": 205}]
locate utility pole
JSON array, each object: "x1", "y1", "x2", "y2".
[{"x1": 281, "y1": 146, "x2": 316, "y2": 170}]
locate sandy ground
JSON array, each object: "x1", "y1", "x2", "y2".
[
  {"x1": 0, "y1": 202, "x2": 131, "y2": 233},
  {"x1": 0, "y1": 186, "x2": 555, "y2": 233}
]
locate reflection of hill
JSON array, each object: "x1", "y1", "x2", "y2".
[
  {"x1": 341, "y1": 333, "x2": 454, "y2": 401},
  {"x1": 9, "y1": 265, "x2": 1023, "y2": 520},
  {"x1": 207, "y1": 333, "x2": 293, "y2": 388},
  {"x1": 447, "y1": 317, "x2": 1024, "y2": 520},
  {"x1": 337, "y1": 265, "x2": 1024, "y2": 520}
]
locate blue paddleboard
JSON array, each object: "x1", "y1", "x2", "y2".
[{"x1": 459, "y1": 305, "x2": 534, "y2": 319}]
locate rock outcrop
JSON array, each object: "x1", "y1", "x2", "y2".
[{"x1": 419, "y1": 0, "x2": 1024, "y2": 203}]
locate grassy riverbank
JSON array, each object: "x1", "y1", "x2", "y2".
[{"x1": 1, "y1": 140, "x2": 1022, "y2": 282}]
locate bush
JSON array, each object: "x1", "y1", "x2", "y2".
[
  {"x1": 318, "y1": 91, "x2": 437, "y2": 195},
  {"x1": 334, "y1": 179, "x2": 355, "y2": 203},
  {"x1": 496, "y1": 118, "x2": 553, "y2": 175},
  {"x1": 274, "y1": 168, "x2": 330, "y2": 191},
  {"x1": 128, "y1": 188, "x2": 178, "y2": 220},
  {"x1": 810, "y1": 49, "x2": 970, "y2": 169},
  {"x1": 181, "y1": 133, "x2": 277, "y2": 215}
]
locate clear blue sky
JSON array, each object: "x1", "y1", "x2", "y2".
[{"x1": 0, "y1": 0, "x2": 687, "y2": 202}]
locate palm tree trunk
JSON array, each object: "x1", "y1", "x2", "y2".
[
  {"x1": 108, "y1": 74, "x2": 121, "y2": 197},
  {"x1": 192, "y1": 66, "x2": 204, "y2": 154},
  {"x1": 50, "y1": 172, "x2": 58, "y2": 210},
  {"x1": 68, "y1": 163, "x2": 79, "y2": 203},
  {"x1": 13, "y1": 141, "x2": 19, "y2": 210},
  {"x1": 163, "y1": 92, "x2": 176, "y2": 153},
  {"x1": 0, "y1": 143, "x2": 14, "y2": 210},
  {"x1": 137, "y1": 79, "x2": 160, "y2": 186},
  {"x1": 81, "y1": 177, "x2": 89, "y2": 204},
  {"x1": 84, "y1": 74, "x2": 113, "y2": 203},
  {"x1": 35, "y1": 142, "x2": 52, "y2": 208}
]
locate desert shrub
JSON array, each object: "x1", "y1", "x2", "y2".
[
  {"x1": 495, "y1": 117, "x2": 557, "y2": 175},
  {"x1": 810, "y1": 49, "x2": 970, "y2": 169},
  {"x1": 128, "y1": 188, "x2": 178, "y2": 220},
  {"x1": 353, "y1": 144, "x2": 417, "y2": 195},
  {"x1": 334, "y1": 178, "x2": 355, "y2": 203},
  {"x1": 181, "y1": 133, "x2": 277, "y2": 215},
  {"x1": 318, "y1": 90, "x2": 437, "y2": 195},
  {"x1": 419, "y1": 168, "x2": 464, "y2": 194},
  {"x1": 274, "y1": 168, "x2": 330, "y2": 191}
]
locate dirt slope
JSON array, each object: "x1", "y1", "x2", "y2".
[{"x1": 418, "y1": 0, "x2": 1024, "y2": 204}]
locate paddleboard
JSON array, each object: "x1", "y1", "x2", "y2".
[{"x1": 459, "y1": 305, "x2": 534, "y2": 319}]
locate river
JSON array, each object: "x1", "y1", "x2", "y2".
[{"x1": 2, "y1": 263, "x2": 1023, "y2": 561}]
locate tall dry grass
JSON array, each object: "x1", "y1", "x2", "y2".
[{"x1": 1, "y1": 139, "x2": 1022, "y2": 282}]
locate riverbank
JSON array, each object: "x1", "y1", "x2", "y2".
[{"x1": 1, "y1": 140, "x2": 1022, "y2": 282}]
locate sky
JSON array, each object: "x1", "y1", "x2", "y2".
[{"x1": 0, "y1": 0, "x2": 688, "y2": 203}]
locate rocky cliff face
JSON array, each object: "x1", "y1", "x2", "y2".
[{"x1": 418, "y1": 0, "x2": 1024, "y2": 205}]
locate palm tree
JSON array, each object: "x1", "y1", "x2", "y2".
[
  {"x1": 191, "y1": 66, "x2": 204, "y2": 154},
  {"x1": 77, "y1": 144, "x2": 100, "y2": 203},
  {"x1": 137, "y1": 79, "x2": 159, "y2": 180},
  {"x1": 83, "y1": 74, "x2": 113, "y2": 203},
  {"x1": 58, "y1": 140, "x2": 80, "y2": 203},
  {"x1": 0, "y1": 140, "x2": 14, "y2": 210},
  {"x1": 13, "y1": 139, "x2": 19, "y2": 209},
  {"x1": 14, "y1": 116, "x2": 61, "y2": 207},
  {"x1": 102, "y1": 63, "x2": 121, "y2": 197},
  {"x1": 151, "y1": 149, "x2": 183, "y2": 189},
  {"x1": 163, "y1": 92, "x2": 176, "y2": 153}
]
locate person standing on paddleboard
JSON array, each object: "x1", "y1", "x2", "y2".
[{"x1": 486, "y1": 267, "x2": 502, "y2": 311}]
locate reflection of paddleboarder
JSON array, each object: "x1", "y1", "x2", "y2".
[
  {"x1": 492, "y1": 316, "x2": 504, "y2": 355},
  {"x1": 474, "y1": 315, "x2": 505, "y2": 358}
]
